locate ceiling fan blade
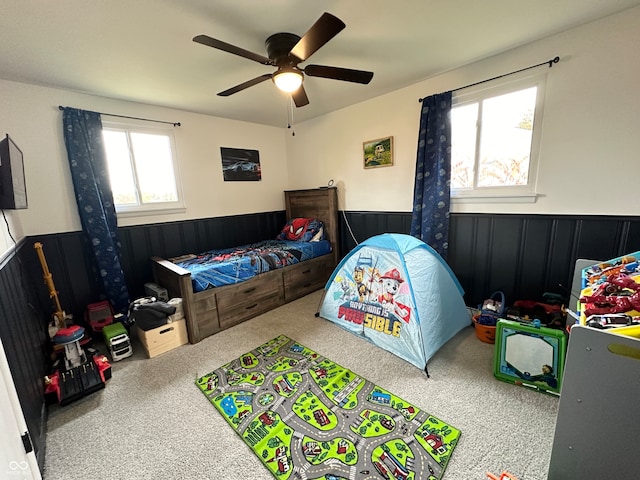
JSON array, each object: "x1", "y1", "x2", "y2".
[
  {"x1": 193, "y1": 35, "x2": 272, "y2": 65},
  {"x1": 304, "y1": 64, "x2": 374, "y2": 84},
  {"x1": 217, "y1": 74, "x2": 273, "y2": 97},
  {"x1": 289, "y1": 12, "x2": 345, "y2": 62},
  {"x1": 292, "y1": 85, "x2": 309, "y2": 107}
]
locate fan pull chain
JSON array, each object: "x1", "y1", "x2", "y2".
[
  {"x1": 285, "y1": 98, "x2": 291, "y2": 135},
  {"x1": 285, "y1": 99, "x2": 290, "y2": 127},
  {"x1": 290, "y1": 96, "x2": 296, "y2": 136}
]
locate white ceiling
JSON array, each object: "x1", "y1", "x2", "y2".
[{"x1": 2, "y1": 0, "x2": 639, "y2": 127}]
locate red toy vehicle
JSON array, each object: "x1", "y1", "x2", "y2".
[{"x1": 85, "y1": 300, "x2": 115, "y2": 334}]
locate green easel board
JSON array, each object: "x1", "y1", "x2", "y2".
[{"x1": 493, "y1": 319, "x2": 567, "y2": 396}]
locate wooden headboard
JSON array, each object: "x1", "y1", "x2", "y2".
[{"x1": 284, "y1": 187, "x2": 339, "y2": 266}]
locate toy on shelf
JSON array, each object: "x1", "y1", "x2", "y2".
[
  {"x1": 578, "y1": 252, "x2": 640, "y2": 332},
  {"x1": 581, "y1": 254, "x2": 639, "y2": 288},
  {"x1": 581, "y1": 274, "x2": 640, "y2": 316},
  {"x1": 585, "y1": 313, "x2": 638, "y2": 329}
]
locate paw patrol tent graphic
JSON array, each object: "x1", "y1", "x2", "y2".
[{"x1": 317, "y1": 233, "x2": 470, "y2": 372}]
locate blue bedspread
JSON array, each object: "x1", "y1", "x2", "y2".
[{"x1": 175, "y1": 240, "x2": 332, "y2": 292}]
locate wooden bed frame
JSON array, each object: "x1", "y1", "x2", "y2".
[{"x1": 150, "y1": 187, "x2": 339, "y2": 343}]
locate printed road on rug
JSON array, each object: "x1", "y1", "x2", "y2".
[{"x1": 196, "y1": 335, "x2": 460, "y2": 480}]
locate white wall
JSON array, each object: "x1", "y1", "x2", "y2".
[
  {"x1": 287, "y1": 6, "x2": 640, "y2": 215},
  {"x1": 0, "y1": 80, "x2": 289, "y2": 257},
  {"x1": 1, "y1": 6, "x2": 639, "y2": 260}
]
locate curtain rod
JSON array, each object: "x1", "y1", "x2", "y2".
[
  {"x1": 419, "y1": 56, "x2": 560, "y2": 102},
  {"x1": 58, "y1": 105, "x2": 181, "y2": 126}
]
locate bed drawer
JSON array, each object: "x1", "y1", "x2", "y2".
[
  {"x1": 284, "y1": 257, "x2": 331, "y2": 302},
  {"x1": 216, "y1": 274, "x2": 285, "y2": 329}
]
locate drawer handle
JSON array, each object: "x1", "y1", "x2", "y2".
[
  {"x1": 246, "y1": 303, "x2": 258, "y2": 310},
  {"x1": 303, "y1": 283, "x2": 312, "y2": 288},
  {"x1": 302, "y1": 269, "x2": 311, "y2": 274},
  {"x1": 243, "y1": 287, "x2": 256, "y2": 294},
  {"x1": 159, "y1": 327, "x2": 174, "y2": 335}
]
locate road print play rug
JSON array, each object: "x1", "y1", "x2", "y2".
[{"x1": 196, "y1": 335, "x2": 460, "y2": 480}]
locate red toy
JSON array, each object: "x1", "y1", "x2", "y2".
[
  {"x1": 580, "y1": 273, "x2": 640, "y2": 316},
  {"x1": 487, "y1": 472, "x2": 518, "y2": 480},
  {"x1": 54, "y1": 324, "x2": 85, "y2": 344},
  {"x1": 45, "y1": 354, "x2": 111, "y2": 406},
  {"x1": 85, "y1": 300, "x2": 115, "y2": 333}
]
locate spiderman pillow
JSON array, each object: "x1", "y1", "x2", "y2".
[{"x1": 276, "y1": 218, "x2": 325, "y2": 242}]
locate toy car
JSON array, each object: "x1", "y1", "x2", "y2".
[{"x1": 585, "y1": 314, "x2": 635, "y2": 329}]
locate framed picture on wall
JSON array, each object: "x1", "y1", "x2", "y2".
[
  {"x1": 363, "y1": 136, "x2": 393, "y2": 169},
  {"x1": 220, "y1": 147, "x2": 262, "y2": 181}
]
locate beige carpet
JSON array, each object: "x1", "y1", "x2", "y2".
[{"x1": 44, "y1": 290, "x2": 559, "y2": 480}]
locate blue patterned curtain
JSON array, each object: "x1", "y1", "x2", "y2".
[
  {"x1": 62, "y1": 108, "x2": 130, "y2": 314},
  {"x1": 410, "y1": 91, "x2": 453, "y2": 259}
]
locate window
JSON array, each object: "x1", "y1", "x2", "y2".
[
  {"x1": 102, "y1": 121, "x2": 184, "y2": 215},
  {"x1": 450, "y1": 73, "x2": 546, "y2": 202}
]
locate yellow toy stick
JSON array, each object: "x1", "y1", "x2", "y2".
[{"x1": 34, "y1": 242, "x2": 67, "y2": 329}]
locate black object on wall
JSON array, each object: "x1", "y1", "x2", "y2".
[{"x1": 0, "y1": 134, "x2": 28, "y2": 209}]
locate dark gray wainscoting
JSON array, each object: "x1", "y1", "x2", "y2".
[
  {"x1": 25, "y1": 232, "x2": 103, "y2": 330},
  {"x1": 0, "y1": 241, "x2": 48, "y2": 472},
  {"x1": 27, "y1": 211, "x2": 288, "y2": 322},
  {"x1": 20, "y1": 211, "x2": 640, "y2": 325},
  {"x1": 340, "y1": 212, "x2": 640, "y2": 307}
]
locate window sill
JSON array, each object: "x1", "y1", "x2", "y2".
[
  {"x1": 115, "y1": 205, "x2": 186, "y2": 218},
  {"x1": 452, "y1": 193, "x2": 538, "y2": 204}
]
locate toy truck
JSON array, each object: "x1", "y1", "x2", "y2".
[{"x1": 102, "y1": 322, "x2": 133, "y2": 361}]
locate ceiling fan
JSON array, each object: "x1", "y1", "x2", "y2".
[{"x1": 193, "y1": 12, "x2": 374, "y2": 107}]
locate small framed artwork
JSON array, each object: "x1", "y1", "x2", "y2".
[
  {"x1": 220, "y1": 147, "x2": 261, "y2": 181},
  {"x1": 363, "y1": 136, "x2": 393, "y2": 169}
]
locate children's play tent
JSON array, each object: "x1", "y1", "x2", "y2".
[{"x1": 317, "y1": 233, "x2": 470, "y2": 372}]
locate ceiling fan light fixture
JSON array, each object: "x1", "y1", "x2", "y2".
[
  {"x1": 273, "y1": 68, "x2": 303, "y2": 93},
  {"x1": 195, "y1": 13, "x2": 373, "y2": 106}
]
